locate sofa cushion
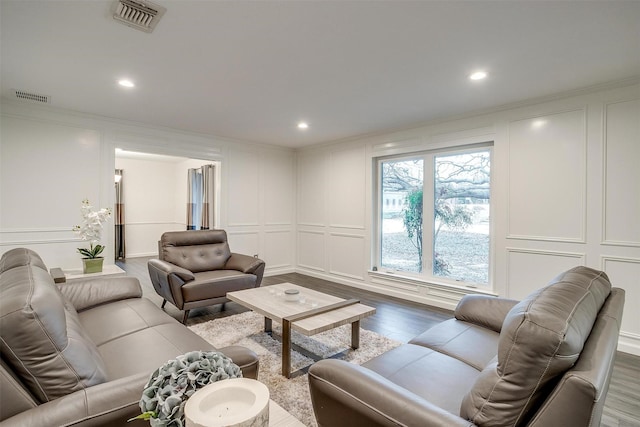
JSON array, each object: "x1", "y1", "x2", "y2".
[
  {"x1": 0, "y1": 265, "x2": 108, "y2": 402},
  {"x1": 78, "y1": 297, "x2": 178, "y2": 346},
  {"x1": 363, "y1": 344, "x2": 482, "y2": 416},
  {"x1": 460, "y1": 266, "x2": 611, "y2": 427},
  {"x1": 410, "y1": 319, "x2": 500, "y2": 371},
  {"x1": 182, "y1": 270, "x2": 257, "y2": 302}
]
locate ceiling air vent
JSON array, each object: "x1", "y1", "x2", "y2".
[
  {"x1": 112, "y1": 0, "x2": 166, "y2": 33},
  {"x1": 12, "y1": 89, "x2": 51, "y2": 104}
]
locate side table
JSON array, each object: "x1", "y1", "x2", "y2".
[{"x1": 61, "y1": 264, "x2": 126, "y2": 283}]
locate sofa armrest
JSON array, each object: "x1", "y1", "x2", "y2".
[
  {"x1": 57, "y1": 277, "x2": 143, "y2": 312},
  {"x1": 308, "y1": 359, "x2": 475, "y2": 427},
  {"x1": 454, "y1": 295, "x2": 519, "y2": 333},
  {"x1": 1, "y1": 373, "x2": 149, "y2": 427},
  {"x1": 224, "y1": 253, "x2": 264, "y2": 275},
  {"x1": 217, "y1": 345, "x2": 259, "y2": 380}
]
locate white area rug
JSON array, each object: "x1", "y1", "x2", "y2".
[{"x1": 189, "y1": 310, "x2": 401, "y2": 427}]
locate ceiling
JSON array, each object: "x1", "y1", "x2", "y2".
[{"x1": 1, "y1": 1, "x2": 639, "y2": 148}]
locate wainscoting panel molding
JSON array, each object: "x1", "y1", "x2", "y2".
[
  {"x1": 227, "y1": 149, "x2": 260, "y2": 227},
  {"x1": 297, "y1": 152, "x2": 327, "y2": 226},
  {"x1": 602, "y1": 99, "x2": 640, "y2": 247},
  {"x1": 264, "y1": 230, "x2": 293, "y2": 271},
  {"x1": 506, "y1": 248, "x2": 585, "y2": 300},
  {"x1": 329, "y1": 146, "x2": 366, "y2": 230},
  {"x1": 601, "y1": 256, "x2": 640, "y2": 354},
  {"x1": 328, "y1": 232, "x2": 366, "y2": 280},
  {"x1": 507, "y1": 109, "x2": 587, "y2": 243},
  {"x1": 226, "y1": 231, "x2": 259, "y2": 258},
  {"x1": 263, "y1": 153, "x2": 295, "y2": 227},
  {"x1": 297, "y1": 230, "x2": 325, "y2": 272}
]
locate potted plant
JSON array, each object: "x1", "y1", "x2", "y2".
[{"x1": 73, "y1": 199, "x2": 112, "y2": 273}]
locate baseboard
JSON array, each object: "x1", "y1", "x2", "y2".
[
  {"x1": 265, "y1": 266, "x2": 295, "y2": 277},
  {"x1": 618, "y1": 332, "x2": 640, "y2": 356},
  {"x1": 122, "y1": 252, "x2": 158, "y2": 258},
  {"x1": 295, "y1": 267, "x2": 459, "y2": 312}
]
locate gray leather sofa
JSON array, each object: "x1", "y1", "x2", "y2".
[
  {"x1": 309, "y1": 266, "x2": 625, "y2": 427},
  {"x1": 148, "y1": 230, "x2": 265, "y2": 323},
  {"x1": 0, "y1": 248, "x2": 259, "y2": 426}
]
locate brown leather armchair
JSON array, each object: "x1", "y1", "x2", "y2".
[
  {"x1": 148, "y1": 230, "x2": 265, "y2": 323},
  {"x1": 309, "y1": 266, "x2": 625, "y2": 427}
]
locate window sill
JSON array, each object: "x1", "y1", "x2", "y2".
[{"x1": 368, "y1": 270, "x2": 496, "y2": 296}]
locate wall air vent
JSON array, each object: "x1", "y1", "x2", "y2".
[
  {"x1": 12, "y1": 89, "x2": 51, "y2": 104},
  {"x1": 112, "y1": 0, "x2": 166, "y2": 33}
]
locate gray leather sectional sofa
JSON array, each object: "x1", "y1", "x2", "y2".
[
  {"x1": 0, "y1": 248, "x2": 258, "y2": 426},
  {"x1": 309, "y1": 266, "x2": 625, "y2": 427}
]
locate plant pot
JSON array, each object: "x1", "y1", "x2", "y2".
[{"x1": 82, "y1": 257, "x2": 104, "y2": 274}]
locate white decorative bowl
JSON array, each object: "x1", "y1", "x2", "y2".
[
  {"x1": 185, "y1": 378, "x2": 269, "y2": 427},
  {"x1": 284, "y1": 289, "x2": 300, "y2": 302}
]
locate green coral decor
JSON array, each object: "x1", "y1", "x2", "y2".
[{"x1": 129, "y1": 351, "x2": 243, "y2": 427}]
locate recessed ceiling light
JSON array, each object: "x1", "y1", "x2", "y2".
[
  {"x1": 297, "y1": 122, "x2": 309, "y2": 130},
  {"x1": 469, "y1": 71, "x2": 488, "y2": 81},
  {"x1": 118, "y1": 79, "x2": 135, "y2": 88}
]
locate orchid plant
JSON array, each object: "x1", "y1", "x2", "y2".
[{"x1": 72, "y1": 199, "x2": 112, "y2": 259}]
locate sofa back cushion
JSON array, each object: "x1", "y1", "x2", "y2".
[
  {"x1": 0, "y1": 264, "x2": 108, "y2": 403},
  {"x1": 160, "y1": 230, "x2": 231, "y2": 273},
  {"x1": 460, "y1": 266, "x2": 611, "y2": 427},
  {"x1": 0, "y1": 247, "x2": 48, "y2": 274}
]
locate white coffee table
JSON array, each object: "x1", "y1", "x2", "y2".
[
  {"x1": 269, "y1": 400, "x2": 306, "y2": 427},
  {"x1": 228, "y1": 283, "x2": 375, "y2": 378}
]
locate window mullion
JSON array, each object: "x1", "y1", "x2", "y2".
[{"x1": 422, "y1": 154, "x2": 435, "y2": 276}]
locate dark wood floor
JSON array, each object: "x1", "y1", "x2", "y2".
[{"x1": 117, "y1": 257, "x2": 640, "y2": 427}]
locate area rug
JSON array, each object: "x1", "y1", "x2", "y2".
[{"x1": 188, "y1": 311, "x2": 401, "y2": 427}]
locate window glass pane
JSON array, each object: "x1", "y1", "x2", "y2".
[
  {"x1": 433, "y1": 150, "x2": 490, "y2": 284},
  {"x1": 380, "y1": 159, "x2": 424, "y2": 272}
]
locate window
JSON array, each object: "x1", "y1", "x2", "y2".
[{"x1": 377, "y1": 145, "x2": 491, "y2": 286}]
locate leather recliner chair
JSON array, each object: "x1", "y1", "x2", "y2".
[
  {"x1": 148, "y1": 230, "x2": 265, "y2": 323},
  {"x1": 308, "y1": 266, "x2": 625, "y2": 427}
]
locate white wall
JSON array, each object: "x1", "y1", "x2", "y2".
[
  {"x1": 1, "y1": 80, "x2": 637, "y2": 355},
  {"x1": 114, "y1": 156, "x2": 214, "y2": 258},
  {"x1": 295, "y1": 81, "x2": 640, "y2": 355},
  {"x1": 0, "y1": 102, "x2": 296, "y2": 276}
]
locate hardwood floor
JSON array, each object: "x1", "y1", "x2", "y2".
[{"x1": 117, "y1": 257, "x2": 640, "y2": 427}]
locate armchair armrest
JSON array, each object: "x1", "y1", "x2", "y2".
[
  {"x1": 57, "y1": 277, "x2": 142, "y2": 312},
  {"x1": 454, "y1": 295, "x2": 519, "y2": 333},
  {"x1": 309, "y1": 359, "x2": 475, "y2": 427},
  {"x1": 147, "y1": 259, "x2": 195, "y2": 281},
  {"x1": 1, "y1": 373, "x2": 149, "y2": 427},
  {"x1": 224, "y1": 253, "x2": 264, "y2": 275}
]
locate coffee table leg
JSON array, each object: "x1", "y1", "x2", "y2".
[
  {"x1": 351, "y1": 320, "x2": 360, "y2": 349},
  {"x1": 264, "y1": 317, "x2": 272, "y2": 333},
  {"x1": 282, "y1": 318, "x2": 291, "y2": 378}
]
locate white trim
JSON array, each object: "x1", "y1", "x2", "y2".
[
  {"x1": 618, "y1": 332, "x2": 640, "y2": 356},
  {"x1": 506, "y1": 107, "x2": 588, "y2": 244},
  {"x1": 297, "y1": 223, "x2": 326, "y2": 228},
  {"x1": 601, "y1": 98, "x2": 640, "y2": 247},
  {"x1": 328, "y1": 224, "x2": 366, "y2": 230}
]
